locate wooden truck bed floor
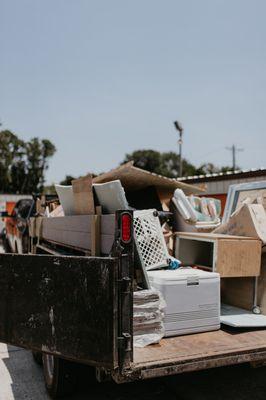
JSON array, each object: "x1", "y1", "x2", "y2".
[{"x1": 131, "y1": 328, "x2": 266, "y2": 380}]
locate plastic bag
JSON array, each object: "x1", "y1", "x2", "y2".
[
  {"x1": 133, "y1": 309, "x2": 163, "y2": 325},
  {"x1": 133, "y1": 322, "x2": 165, "y2": 347},
  {"x1": 133, "y1": 288, "x2": 166, "y2": 309}
]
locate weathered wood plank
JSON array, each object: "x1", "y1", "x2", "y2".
[
  {"x1": 40, "y1": 215, "x2": 115, "y2": 254},
  {"x1": 41, "y1": 215, "x2": 115, "y2": 235},
  {"x1": 0, "y1": 253, "x2": 118, "y2": 367},
  {"x1": 176, "y1": 233, "x2": 261, "y2": 277},
  {"x1": 133, "y1": 329, "x2": 266, "y2": 367},
  {"x1": 127, "y1": 328, "x2": 266, "y2": 382}
]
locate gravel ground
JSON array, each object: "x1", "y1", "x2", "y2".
[{"x1": 1, "y1": 342, "x2": 266, "y2": 400}]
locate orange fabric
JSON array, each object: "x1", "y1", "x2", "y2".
[{"x1": 6, "y1": 202, "x2": 16, "y2": 214}]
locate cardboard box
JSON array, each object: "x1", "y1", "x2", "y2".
[
  {"x1": 72, "y1": 175, "x2": 94, "y2": 215},
  {"x1": 214, "y1": 204, "x2": 266, "y2": 244},
  {"x1": 175, "y1": 232, "x2": 262, "y2": 278}
]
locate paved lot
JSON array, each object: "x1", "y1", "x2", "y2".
[
  {"x1": 1, "y1": 246, "x2": 266, "y2": 399},
  {"x1": 1, "y1": 342, "x2": 266, "y2": 400}
]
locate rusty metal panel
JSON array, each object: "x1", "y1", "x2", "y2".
[
  {"x1": 0, "y1": 253, "x2": 118, "y2": 368},
  {"x1": 112, "y1": 211, "x2": 134, "y2": 370}
]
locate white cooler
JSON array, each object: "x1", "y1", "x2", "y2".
[{"x1": 148, "y1": 268, "x2": 220, "y2": 337}]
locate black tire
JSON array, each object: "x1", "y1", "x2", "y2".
[
  {"x1": 22, "y1": 234, "x2": 29, "y2": 253},
  {"x1": 42, "y1": 354, "x2": 78, "y2": 399},
  {"x1": 32, "y1": 351, "x2": 43, "y2": 365}
]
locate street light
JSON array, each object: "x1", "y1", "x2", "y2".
[{"x1": 173, "y1": 120, "x2": 184, "y2": 177}]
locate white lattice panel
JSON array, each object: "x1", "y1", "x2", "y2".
[{"x1": 133, "y1": 210, "x2": 169, "y2": 271}]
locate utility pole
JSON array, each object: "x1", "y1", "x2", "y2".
[
  {"x1": 173, "y1": 120, "x2": 184, "y2": 177},
  {"x1": 226, "y1": 144, "x2": 244, "y2": 170}
]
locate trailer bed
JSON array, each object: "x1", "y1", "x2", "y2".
[{"x1": 130, "y1": 328, "x2": 266, "y2": 380}]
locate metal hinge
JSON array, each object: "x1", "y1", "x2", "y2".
[{"x1": 118, "y1": 332, "x2": 132, "y2": 352}]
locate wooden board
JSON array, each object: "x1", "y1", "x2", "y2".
[
  {"x1": 131, "y1": 328, "x2": 266, "y2": 380},
  {"x1": 176, "y1": 234, "x2": 261, "y2": 277},
  {"x1": 216, "y1": 239, "x2": 261, "y2": 277},
  {"x1": 222, "y1": 253, "x2": 266, "y2": 312},
  {"x1": 177, "y1": 232, "x2": 259, "y2": 241},
  {"x1": 72, "y1": 175, "x2": 94, "y2": 215},
  {"x1": 0, "y1": 253, "x2": 118, "y2": 367},
  {"x1": 91, "y1": 214, "x2": 101, "y2": 256},
  {"x1": 40, "y1": 215, "x2": 115, "y2": 255}
]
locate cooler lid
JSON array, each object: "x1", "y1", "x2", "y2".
[{"x1": 147, "y1": 268, "x2": 220, "y2": 284}]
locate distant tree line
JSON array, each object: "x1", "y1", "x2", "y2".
[
  {"x1": 0, "y1": 130, "x2": 56, "y2": 194},
  {"x1": 0, "y1": 129, "x2": 234, "y2": 194},
  {"x1": 121, "y1": 150, "x2": 233, "y2": 178},
  {"x1": 58, "y1": 150, "x2": 233, "y2": 186}
]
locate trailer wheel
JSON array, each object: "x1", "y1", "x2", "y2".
[{"x1": 43, "y1": 354, "x2": 78, "y2": 399}]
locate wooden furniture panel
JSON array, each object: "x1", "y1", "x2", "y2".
[{"x1": 176, "y1": 232, "x2": 261, "y2": 277}]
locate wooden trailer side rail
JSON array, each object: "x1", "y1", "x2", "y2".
[{"x1": 112, "y1": 329, "x2": 266, "y2": 382}]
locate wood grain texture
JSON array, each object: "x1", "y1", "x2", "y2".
[
  {"x1": 222, "y1": 253, "x2": 266, "y2": 311},
  {"x1": 176, "y1": 233, "x2": 261, "y2": 277},
  {"x1": 72, "y1": 175, "x2": 94, "y2": 215},
  {"x1": 216, "y1": 239, "x2": 261, "y2": 277},
  {"x1": 0, "y1": 253, "x2": 118, "y2": 367},
  {"x1": 133, "y1": 328, "x2": 266, "y2": 367},
  {"x1": 91, "y1": 215, "x2": 101, "y2": 256}
]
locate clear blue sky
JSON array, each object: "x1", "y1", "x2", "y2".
[{"x1": 1, "y1": 0, "x2": 266, "y2": 184}]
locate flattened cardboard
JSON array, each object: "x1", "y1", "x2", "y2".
[
  {"x1": 72, "y1": 175, "x2": 95, "y2": 215},
  {"x1": 93, "y1": 162, "x2": 203, "y2": 195}
]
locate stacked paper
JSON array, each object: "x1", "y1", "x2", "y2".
[{"x1": 133, "y1": 289, "x2": 166, "y2": 347}]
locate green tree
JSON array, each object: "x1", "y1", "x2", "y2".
[
  {"x1": 25, "y1": 138, "x2": 56, "y2": 193},
  {"x1": 196, "y1": 163, "x2": 235, "y2": 175},
  {"x1": 60, "y1": 175, "x2": 76, "y2": 185},
  {"x1": 122, "y1": 149, "x2": 198, "y2": 178},
  {"x1": 123, "y1": 150, "x2": 162, "y2": 174},
  {"x1": 59, "y1": 172, "x2": 98, "y2": 186},
  {"x1": 220, "y1": 165, "x2": 237, "y2": 173},
  {"x1": 122, "y1": 149, "x2": 237, "y2": 178},
  {"x1": 160, "y1": 152, "x2": 198, "y2": 178},
  {"x1": 0, "y1": 130, "x2": 56, "y2": 194},
  {"x1": 0, "y1": 130, "x2": 25, "y2": 192}
]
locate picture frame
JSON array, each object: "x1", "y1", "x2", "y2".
[{"x1": 222, "y1": 180, "x2": 266, "y2": 223}]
